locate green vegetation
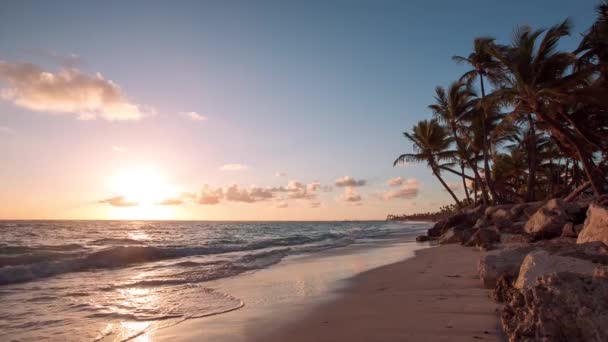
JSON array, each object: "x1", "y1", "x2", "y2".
[{"x1": 395, "y1": 2, "x2": 608, "y2": 207}]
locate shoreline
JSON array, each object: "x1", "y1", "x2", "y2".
[
  {"x1": 153, "y1": 242, "x2": 503, "y2": 342},
  {"x1": 261, "y1": 244, "x2": 503, "y2": 342}
]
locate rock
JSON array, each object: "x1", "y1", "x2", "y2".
[
  {"x1": 464, "y1": 228, "x2": 500, "y2": 247},
  {"x1": 502, "y1": 271, "x2": 608, "y2": 342},
  {"x1": 478, "y1": 245, "x2": 537, "y2": 289},
  {"x1": 439, "y1": 224, "x2": 474, "y2": 245},
  {"x1": 415, "y1": 235, "x2": 430, "y2": 242},
  {"x1": 574, "y1": 224, "x2": 584, "y2": 235},
  {"x1": 501, "y1": 233, "x2": 533, "y2": 244},
  {"x1": 492, "y1": 274, "x2": 515, "y2": 303},
  {"x1": 510, "y1": 201, "x2": 544, "y2": 219},
  {"x1": 577, "y1": 202, "x2": 608, "y2": 246},
  {"x1": 524, "y1": 198, "x2": 573, "y2": 240},
  {"x1": 427, "y1": 212, "x2": 474, "y2": 237},
  {"x1": 561, "y1": 222, "x2": 577, "y2": 238},
  {"x1": 514, "y1": 250, "x2": 599, "y2": 290}
]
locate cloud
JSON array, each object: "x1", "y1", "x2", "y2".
[
  {"x1": 112, "y1": 146, "x2": 126, "y2": 153},
  {"x1": 277, "y1": 201, "x2": 288, "y2": 209},
  {"x1": 386, "y1": 177, "x2": 405, "y2": 186},
  {"x1": 197, "y1": 185, "x2": 224, "y2": 205},
  {"x1": 27, "y1": 49, "x2": 82, "y2": 68},
  {"x1": 274, "y1": 171, "x2": 287, "y2": 177},
  {"x1": 219, "y1": 164, "x2": 249, "y2": 171},
  {"x1": 381, "y1": 178, "x2": 420, "y2": 200},
  {"x1": 99, "y1": 196, "x2": 138, "y2": 207},
  {"x1": 335, "y1": 176, "x2": 366, "y2": 187},
  {"x1": 0, "y1": 61, "x2": 154, "y2": 121},
  {"x1": 341, "y1": 187, "x2": 362, "y2": 202},
  {"x1": 224, "y1": 185, "x2": 274, "y2": 203},
  {"x1": 156, "y1": 198, "x2": 183, "y2": 206},
  {"x1": 181, "y1": 111, "x2": 206, "y2": 121}
]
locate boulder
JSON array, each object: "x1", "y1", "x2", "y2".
[
  {"x1": 427, "y1": 212, "x2": 474, "y2": 237},
  {"x1": 501, "y1": 233, "x2": 533, "y2": 244},
  {"x1": 464, "y1": 228, "x2": 500, "y2": 247},
  {"x1": 415, "y1": 235, "x2": 430, "y2": 242},
  {"x1": 478, "y1": 245, "x2": 536, "y2": 289},
  {"x1": 560, "y1": 222, "x2": 577, "y2": 238},
  {"x1": 439, "y1": 224, "x2": 474, "y2": 245},
  {"x1": 502, "y1": 271, "x2": 608, "y2": 342},
  {"x1": 577, "y1": 202, "x2": 608, "y2": 246},
  {"x1": 514, "y1": 251, "x2": 599, "y2": 290},
  {"x1": 492, "y1": 274, "x2": 515, "y2": 303},
  {"x1": 524, "y1": 198, "x2": 576, "y2": 240}
]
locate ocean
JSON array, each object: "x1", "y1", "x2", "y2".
[{"x1": 0, "y1": 220, "x2": 430, "y2": 341}]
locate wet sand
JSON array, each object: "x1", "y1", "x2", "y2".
[{"x1": 154, "y1": 244, "x2": 503, "y2": 341}]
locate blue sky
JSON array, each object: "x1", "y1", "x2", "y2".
[{"x1": 0, "y1": 0, "x2": 600, "y2": 219}]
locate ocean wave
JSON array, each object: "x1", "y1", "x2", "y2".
[{"x1": 89, "y1": 238, "x2": 147, "y2": 245}]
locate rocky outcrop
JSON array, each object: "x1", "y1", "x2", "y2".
[
  {"x1": 524, "y1": 199, "x2": 583, "y2": 240},
  {"x1": 513, "y1": 251, "x2": 599, "y2": 289},
  {"x1": 415, "y1": 235, "x2": 430, "y2": 242},
  {"x1": 464, "y1": 228, "x2": 500, "y2": 248},
  {"x1": 577, "y1": 201, "x2": 608, "y2": 246},
  {"x1": 501, "y1": 233, "x2": 533, "y2": 244},
  {"x1": 478, "y1": 245, "x2": 536, "y2": 288},
  {"x1": 439, "y1": 224, "x2": 474, "y2": 244},
  {"x1": 427, "y1": 211, "x2": 478, "y2": 237},
  {"x1": 502, "y1": 270, "x2": 608, "y2": 342}
]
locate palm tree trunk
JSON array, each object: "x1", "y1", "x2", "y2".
[
  {"x1": 526, "y1": 114, "x2": 537, "y2": 201},
  {"x1": 432, "y1": 167, "x2": 462, "y2": 207},
  {"x1": 460, "y1": 161, "x2": 471, "y2": 203},
  {"x1": 479, "y1": 74, "x2": 499, "y2": 203},
  {"x1": 438, "y1": 165, "x2": 475, "y2": 181},
  {"x1": 537, "y1": 111, "x2": 607, "y2": 196}
]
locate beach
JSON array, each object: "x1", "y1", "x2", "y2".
[{"x1": 154, "y1": 244, "x2": 502, "y2": 342}]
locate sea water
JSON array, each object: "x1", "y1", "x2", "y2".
[{"x1": 0, "y1": 220, "x2": 430, "y2": 341}]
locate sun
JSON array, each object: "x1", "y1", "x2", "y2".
[{"x1": 106, "y1": 166, "x2": 180, "y2": 219}]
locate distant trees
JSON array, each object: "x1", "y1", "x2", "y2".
[{"x1": 395, "y1": 1, "x2": 608, "y2": 207}]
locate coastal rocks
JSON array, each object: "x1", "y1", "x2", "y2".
[
  {"x1": 439, "y1": 224, "x2": 474, "y2": 244},
  {"x1": 513, "y1": 251, "x2": 598, "y2": 290},
  {"x1": 500, "y1": 233, "x2": 533, "y2": 244},
  {"x1": 415, "y1": 235, "x2": 430, "y2": 242},
  {"x1": 428, "y1": 212, "x2": 477, "y2": 237},
  {"x1": 501, "y1": 271, "x2": 608, "y2": 342},
  {"x1": 577, "y1": 201, "x2": 608, "y2": 246},
  {"x1": 478, "y1": 245, "x2": 536, "y2": 289},
  {"x1": 560, "y1": 222, "x2": 577, "y2": 238},
  {"x1": 524, "y1": 199, "x2": 579, "y2": 240},
  {"x1": 464, "y1": 228, "x2": 500, "y2": 248}
]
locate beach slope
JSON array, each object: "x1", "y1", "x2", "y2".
[{"x1": 262, "y1": 244, "x2": 503, "y2": 342}]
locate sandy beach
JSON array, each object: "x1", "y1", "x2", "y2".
[{"x1": 154, "y1": 243, "x2": 503, "y2": 342}]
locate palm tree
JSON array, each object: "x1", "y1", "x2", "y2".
[
  {"x1": 428, "y1": 81, "x2": 489, "y2": 205},
  {"x1": 490, "y1": 19, "x2": 608, "y2": 196},
  {"x1": 394, "y1": 119, "x2": 462, "y2": 206},
  {"x1": 453, "y1": 37, "x2": 502, "y2": 203}
]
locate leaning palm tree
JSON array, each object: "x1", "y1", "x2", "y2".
[
  {"x1": 453, "y1": 37, "x2": 503, "y2": 203},
  {"x1": 428, "y1": 81, "x2": 489, "y2": 205},
  {"x1": 394, "y1": 119, "x2": 462, "y2": 206},
  {"x1": 490, "y1": 19, "x2": 608, "y2": 196}
]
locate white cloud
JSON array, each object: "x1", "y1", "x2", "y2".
[
  {"x1": 181, "y1": 111, "x2": 206, "y2": 121},
  {"x1": 334, "y1": 176, "x2": 366, "y2": 187},
  {"x1": 112, "y1": 146, "x2": 126, "y2": 153},
  {"x1": 274, "y1": 171, "x2": 287, "y2": 177},
  {"x1": 197, "y1": 185, "x2": 224, "y2": 205},
  {"x1": 224, "y1": 184, "x2": 274, "y2": 203},
  {"x1": 99, "y1": 196, "x2": 138, "y2": 207},
  {"x1": 220, "y1": 164, "x2": 249, "y2": 171},
  {"x1": 381, "y1": 178, "x2": 420, "y2": 200},
  {"x1": 0, "y1": 61, "x2": 154, "y2": 121},
  {"x1": 156, "y1": 198, "x2": 183, "y2": 206},
  {"x1": 341, "y1": 187, "x2": 362, "y2": 202},
  {"x1": 386, "y1": 177, "x2": 404, "y2": 186}
]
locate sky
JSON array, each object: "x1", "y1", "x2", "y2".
[{"x1": 0, "y1": 0, "x2": 599, "y2": 220}]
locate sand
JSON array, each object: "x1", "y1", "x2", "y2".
[
  {"x1": 261, "y1": 244, "x2": 504, "y2": 342},
  {"x1": 154, "y1": 243, "x2": 503, "y2": 341}
]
